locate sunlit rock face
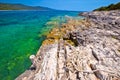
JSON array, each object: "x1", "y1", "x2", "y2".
[{"x1": 16, "y1": 10, "x2": 120, "y2": 80}]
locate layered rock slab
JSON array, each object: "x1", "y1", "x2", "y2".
[{"x1": 16, "y1": 10, "x2": 120, "y2": 80}]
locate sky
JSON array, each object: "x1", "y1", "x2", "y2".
[{"x1": 0, "y1": 0, "x2": 120, "y2": 11}]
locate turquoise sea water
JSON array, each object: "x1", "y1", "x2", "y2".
[{"x1": 0, "y1": 11, "x2": 79, "y2": 80}]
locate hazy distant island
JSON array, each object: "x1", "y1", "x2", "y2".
[{"x1": 0, "y1": 2, "x2": 53, "y2": 10}]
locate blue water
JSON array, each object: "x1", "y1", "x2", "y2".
[{"x1": 0, "y1": 10, "x2": 80, "y2": 80}]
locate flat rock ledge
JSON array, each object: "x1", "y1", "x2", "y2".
[{"x1": 16, "y1": 10, "x2": 120, "y2": 80}]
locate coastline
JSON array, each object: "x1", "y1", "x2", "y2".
[
  {"x1": 16, "y1": 10, "x2": 120, "y2": 80},
  {"x1": 0, "y1": 10, "x2": 52, "y2": 11}
]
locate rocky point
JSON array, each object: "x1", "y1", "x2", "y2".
[{"x1": 16, "y1": 10, "x2": 120, "y2": 80}]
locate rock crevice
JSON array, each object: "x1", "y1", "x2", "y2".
[{"x1": 16, "y1": 10, "x2": 120, "y2": 80}]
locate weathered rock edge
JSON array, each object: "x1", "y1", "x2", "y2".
[{"x1": 16, "y1": 10, "x2": 120, "y2": 80}]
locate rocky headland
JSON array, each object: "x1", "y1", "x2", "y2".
[{"x1": 16, "y1": 10, "x2": 120, "y2": 80}]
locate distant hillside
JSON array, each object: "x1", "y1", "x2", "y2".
[
  {"x1": 94, "y1": 2, "x2": 120, "y2": 11},
  {"x1": 0, "y1": 3, "x2": 53, "y2": 10}
]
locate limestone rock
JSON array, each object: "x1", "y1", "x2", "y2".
[{"x1": 16, "y1": 10, "x2": 120, "y2": 80}]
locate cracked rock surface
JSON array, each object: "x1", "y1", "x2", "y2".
[{"x1": 16, "y1": 10, "x2": 120, "y2": 80}]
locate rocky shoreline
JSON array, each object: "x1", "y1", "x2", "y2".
[{"x1": 16, "y1": 10, "x2": 120, "y2": 80}]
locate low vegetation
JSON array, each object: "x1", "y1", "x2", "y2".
[{"x1": 94, "y1": 2, "x2": 120, "y2": 11}]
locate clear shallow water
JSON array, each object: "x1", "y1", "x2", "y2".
[{"x1": 0, "y1": 11, "x2": 80, "y2": 80}]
